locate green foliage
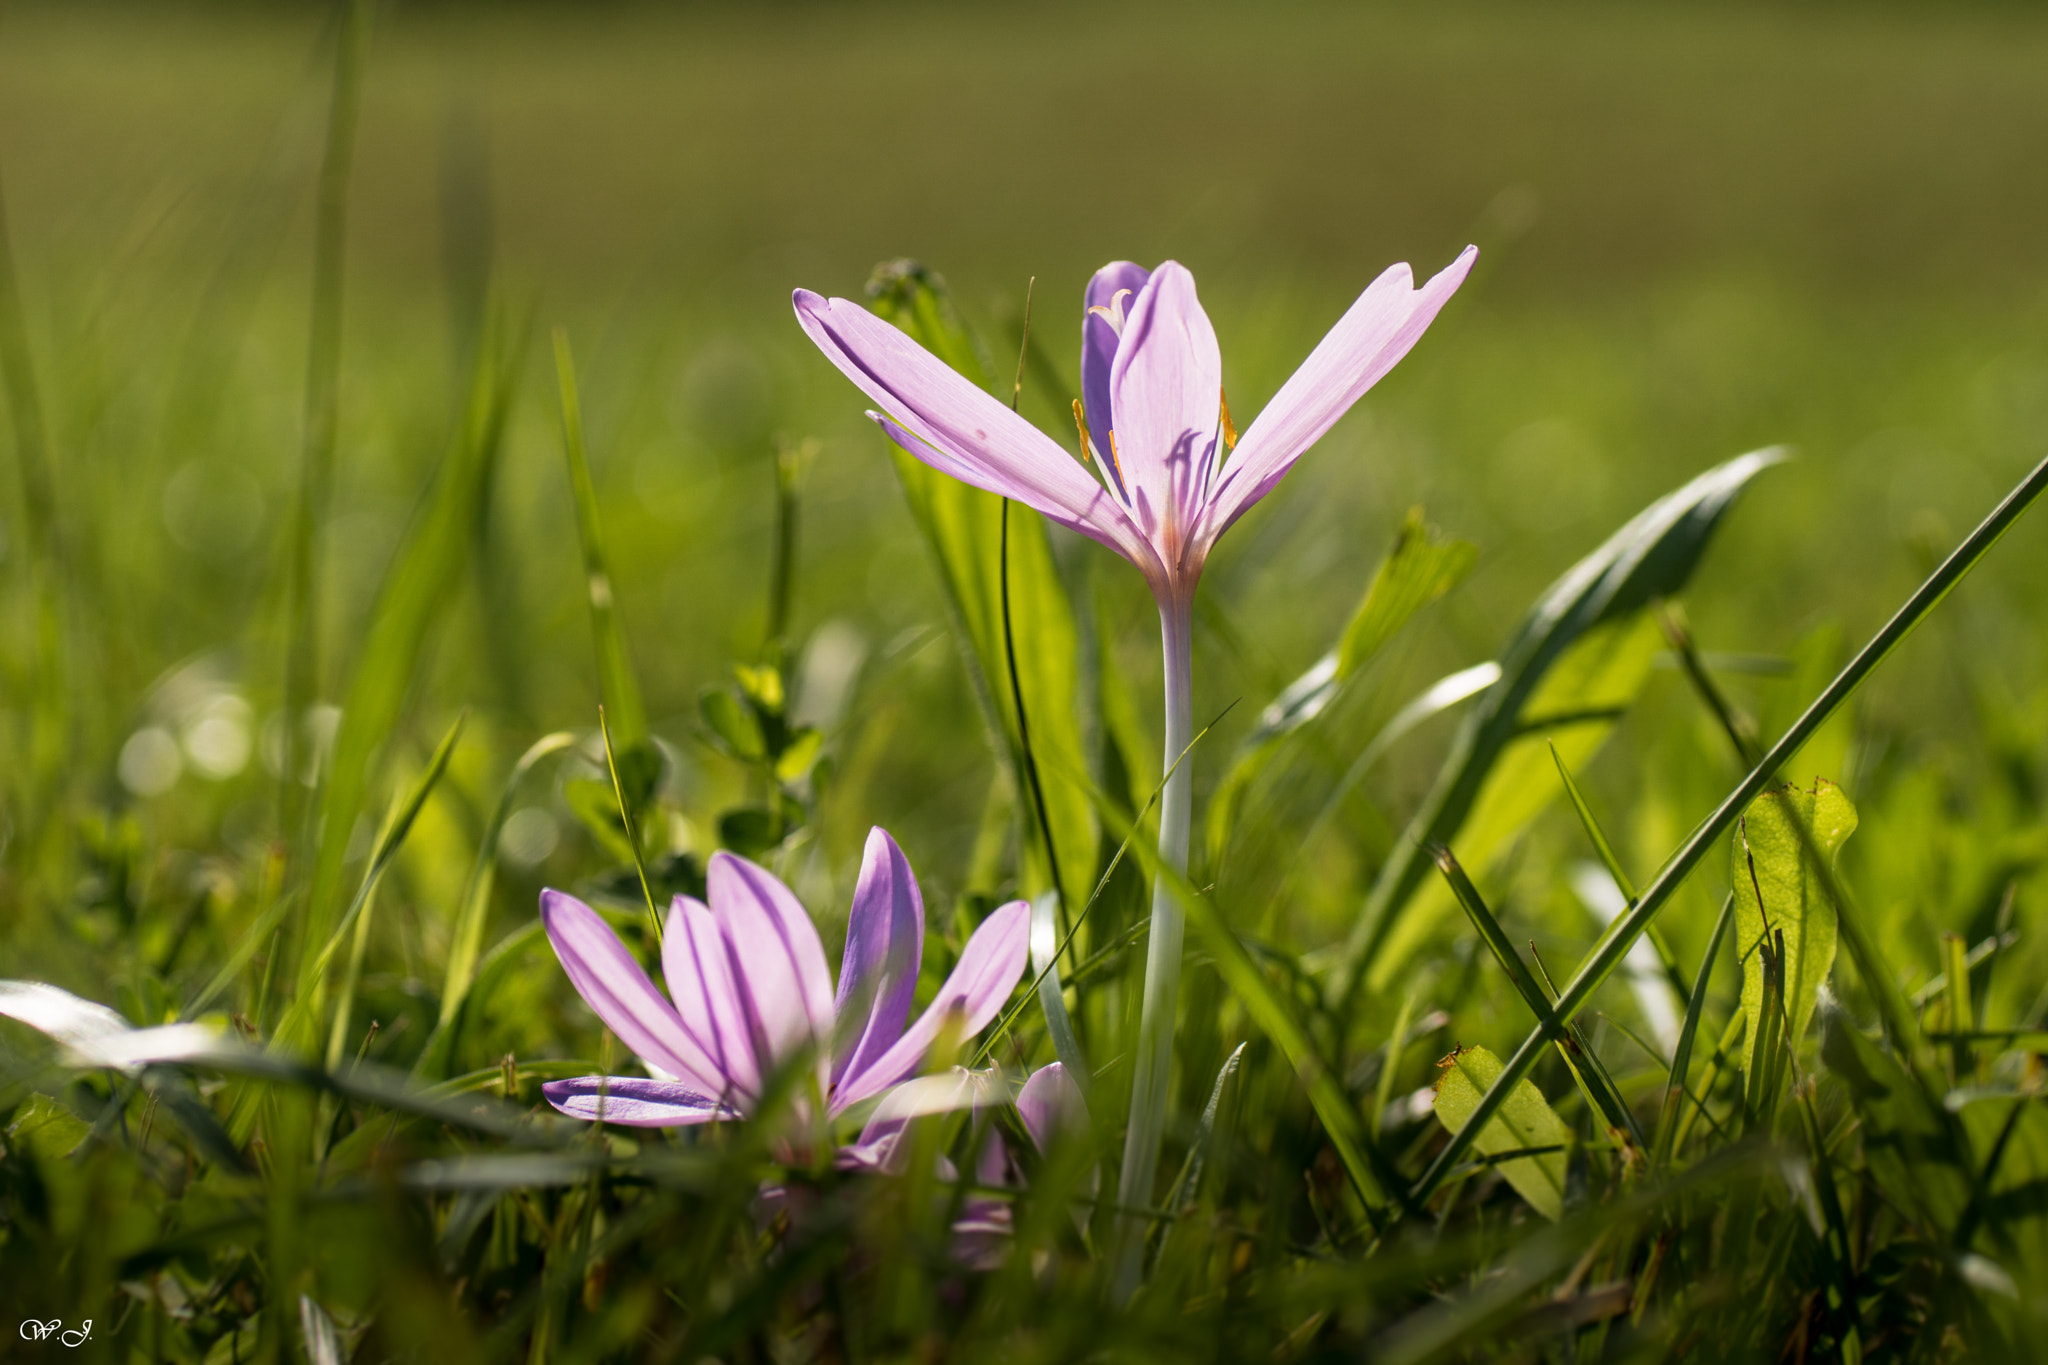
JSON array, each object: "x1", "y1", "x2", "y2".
[
  {"x1": 1431, "y1": 1044, "x2": 1571, "y2": 1221},
  {"x1": 1733, "y1": 779, "x2": 1858, "y2": 1077}
]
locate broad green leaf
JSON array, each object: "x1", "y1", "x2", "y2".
[
  {"x1": 298, "y1": 319, "x2": 521, "y2": 1006},
  {"x1": 866, "y1": 261, "x2": 1095, "y2": 909},
  {"x1": 1733, "y1": 780, "x2": 1858, "y2": 1075},
  {"x1": 1207, "y1": 509, "x2": 1476, "y2": 863},
  {"x1": 1432, "y1": 1044, "x2": 1571, "y2": 1221},
  {"x1": 1344, "y1": 448, "x2": 1784, "y2": 998},
  {"x1": 1338, "y1": 508, "x2": 1478, "y2": 679}
]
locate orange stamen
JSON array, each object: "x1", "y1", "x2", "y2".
[
  {"x1": 1071, "y1": 399, "x2": 1093, "y2": 464},
  {"x1": 1219, "y1": 387, "x2": 1239, "y2": 451}
]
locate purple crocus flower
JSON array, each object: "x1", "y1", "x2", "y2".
[
  {"x1": 835, "y1": 1062, "x2": 1089, "y2": 1270},
  {"x1": 539, "y1": 827, "x2": 1030, "y2": 1129},
  {"x1": 794, "y1": 251, "x2": 1474, "y2": 1294},
  {"x1": 793, "y1": 250, "x2": 1474, "y2": 611}
]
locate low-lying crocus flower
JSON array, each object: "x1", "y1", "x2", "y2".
[
  {"x1": 795, "y1": 251, "x2": 1474, "y2": 1291},
  {"x1": 540, "y1": 827, "x2": 1029, "y2": 1128},
  {"x1": 838, "y1": 1062, "x2": 1090, "y2": 1270}
]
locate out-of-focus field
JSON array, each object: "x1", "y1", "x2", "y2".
[
  {"x1": 0, "y1": 0, "x2": 2043, "y2": 980},
  {"x1": 6, "y1": 1, "x2": 2043, "y2": 911}
]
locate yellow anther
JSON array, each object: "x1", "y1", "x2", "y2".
[
  {"x1": 1071, "y1": 399, "x2": 1093, "y2": 464},
  {"x1": 1219, "y1": 387, "x2": 1239, "y2": 451}
]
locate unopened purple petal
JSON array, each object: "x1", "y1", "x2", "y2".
[
  {"x1": 1081, "y1": 261, "x2": 1150, "y2": 494},
  {"x1": 1107, "y1": 262, "x2": 1223, "y2": 554},
  {"x1": 663, "y1": 894, "x2": 760, "y2": 1100},
  {"x1": 707, "y1": 852, "x2": 835, "y2": 1079},
  {"x1": 1017, "y1": 1061, "x2": 1089, "y2": 1155},
  {"x1": 541, "y1": 1076, "x2": 734, "y2": 1127},
  {"x1": 833, "y1": 899, "x2": 1031, "y2": 1110},
  {"x1": 539, "y1": 889, "x2": 725, "y2": 1095},
  {"x1": 792, "y1": 290, "x2": 1162, "y2": 576},
  {"x1": 1199, "y1": 247, "x2": 1476, "y2": 548},
  {"x1": 831, "y1": 828, "x2": 924, "y2": 1088}
]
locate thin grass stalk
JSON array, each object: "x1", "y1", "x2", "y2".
[
  {"x1": 1407, "y1": 449, "x2": 2048, "y2": 1213},
  {"x1": 1113, "y1": 590, "x2": 1194, "y2": 1301},
  {"x1": 280, "y1": 0, "x2": 374, "y2": 844}
]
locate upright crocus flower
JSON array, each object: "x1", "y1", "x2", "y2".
[
  {"x1": 540, "y1": 828, "x2": 1030, "y2": 1130},
  {"x1": 794, "y1": 249, "x2": 1475, "y2": 1289}
]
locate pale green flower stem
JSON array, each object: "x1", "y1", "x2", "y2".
[{"x1": 1113, "y1": 589, "x2": 1193, "y2": 1302}]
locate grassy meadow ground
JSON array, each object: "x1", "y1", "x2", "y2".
[{"x1": 3, "y1": 1, "x2": 2048, "y2": 1359}]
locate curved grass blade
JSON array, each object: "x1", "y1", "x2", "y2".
[
  {"x1": 1409, "y1": 449, "x2": 2048, "y2": 1215},
  {"x1": 1652, "y1": 892, "x2": 1735, "y2": 1168},
  {"x1": 437, "y1": 731, "x2": 579, "y2": 1030},
  {"x1": 1339, "y1": 448, "x2": 1784, "y2": 1005},
  {"x1": 552, "y1": 327, "x2": 648, "y2": 748}
]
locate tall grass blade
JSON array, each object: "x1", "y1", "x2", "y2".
[
  {"x1": 865, "y1": 261, "x2": 1095, "y2": 908},
  {"x1": 1340, "y1": 449, "x2": 1784, "y2": 1003},
  {"x1": 279, "y1": 0, "x2": 374, "y2": 841},
  {"x1": 295, "y1": 318, "x2": 520, "y2": 1029},
  {"x1": 433, "y1": 732, "x2": 578, "y2": 1037},
  {"x1": 1652, "y1": 892, "x2": 1734, "y2": 1168},
  {"x1": 1429, "y1": 844, "x2": 1640, "y2": 1147},
  {"x1": 1410, "y1": 449, "x2": 2048, "y2": 1213},
  {"x1": 552, "y1": 328, "x2": 648, "y2": 747}
]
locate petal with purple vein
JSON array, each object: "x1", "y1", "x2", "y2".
[
  {"x1": 539, "y1": 889, "x2": 724, "y2": 1095},
  {"x1": 1199, "y1": 247, "x2": 1477, "y2": 548},
  {"x1": 831, "y1": 827, "x2": 924, "y2": 1089},
  {"x1": 541, "y1": 1076, "x2": 734, "y2": 1127},
  {"x1": 833, "y1": 899, "x2": 1031, "y2": 1110}
]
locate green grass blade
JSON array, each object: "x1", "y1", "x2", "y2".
[
  {"x1": 1408, "y1": 449, "x2": 2048, "y2": 1215},
  {"x1": 865, "y1": 262, "x2": 1095, "y2": 909},
  {"x1": 1430, "y1": 843, "x2": 1640, "y2": 1148},
  {"x1": 1549, "y1": 740, "x2": 1637, "y2": 903},
  {"x1": 435, "y1": 731, "x2": 579, "y2": 1032},
  {"x1": 297, "y1": 712, "x2": 467, "y2": 1059},
  {"x1": 552, "y1": 327, "x2": 648, "y2": 748},
  {"x1": 1652, "y1": 892, "x2": 1735, "y2": 1168},
  {"x1": 295, "y1": 316, "x2": 521, "y2": 1024},
  {"x1": 279, "y1": 0, "x2": 374, "y2": 843},
  {"x1": 1340, "y1": 449, "x2": 1784, "y2": 1004}
]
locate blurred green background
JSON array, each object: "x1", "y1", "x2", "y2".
[{"x1": 4, "y1": 0, "x2": 2046, "y2": 986}]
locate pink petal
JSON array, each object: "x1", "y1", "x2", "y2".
[
  {"x1": 1199, "y1": 247, "x2": 1477, "y2": 548},
  {"x1": 833, "y1": 899, "x2": 1031, "y2": 1111},
  {"x1": 539, "y1": 889, "x2": 725, "y2": 1095},
  {"x1": 1017, "y1": 1061, "x2": 1090, "y2": 1155},
  {"x1": 541, "y1": 1076, "x2": 734, "y2": 1127},
  {"x1": 831, "y1": 828, "x2": 924, "y2": 1090},
  {"x1": 1107, "y1": 262, "x2": 1223, "y2": 556},
  {"x1": 1081, "y1": 261, "x2": 1151, "y2": 495},
  {"x1": 664, "y1": 894, "x2": 760, "y2": 1100},
  {"x1": 792, "y1": 290, "x2": 1163, "y2": 577},
  {"x1": 707, "y1": 852, "x2": 835, "y2": 1080}
]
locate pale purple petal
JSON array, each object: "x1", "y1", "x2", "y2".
[
  {"x1": 1081, "y1": 261, "x2": 1150, "y2": 495},
  {"x1": 1108, "y1": 262, "x2": 1223, "y2": 555},
  {"x1": 1198, "y1": 247, "x2": 1477, "y2": 547},
  {"x1": 541, "y1": 1076, "x2": 734, "y2": 1127},
  {"x1": 539, "y1": 889, "x2": 725, "y2": 1095},
  {"x1": 792, "y1": 290, "x2": 1162, "y2": 576},
  {"x1": 833, "y1": 899, "x2": 1031, "y2": 1110},
  {"x1": 1017, "y1": 1061, "x2": 1089, "y2": 1155},
  {"x1": 663, "y1": 894, "x2": 760, "y2": 1100},
  {"x1": 707, "y1": 852, "x2": 835, "y2": 1079},
  {"x1": 831, "y1": 827, "x2": 924, "y2": 1089}
]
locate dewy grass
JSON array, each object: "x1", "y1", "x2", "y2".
[{"x1": 8, "y1": 10, "x2": 2048, "y2": 1359}]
